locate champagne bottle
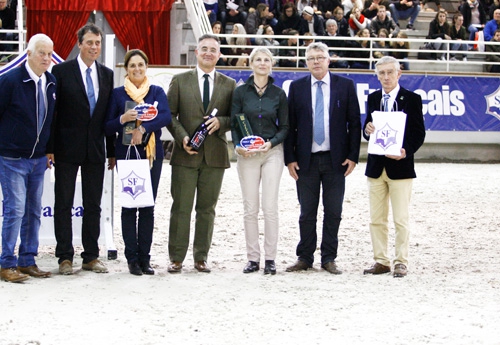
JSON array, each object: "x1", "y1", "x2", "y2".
[{"x1": 189, "y1": 108, "x2": 218, "y2": 151}]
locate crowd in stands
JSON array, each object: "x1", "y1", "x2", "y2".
[
  {"x1": 0, "y1": 0, "x2": 16, "y2": 62},
  {"x1": 200, "y1": 0, "x2": 500, "y2": 71}
]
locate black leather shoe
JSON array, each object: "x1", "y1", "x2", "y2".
[
  {"x1": 140, "y1": 262, "x2": 155, "y2": 275},
  {"x1": 264, "y1": 260, "x2": 276, "y2": 275},
  {"x1": 243, "y1": 261, "x2": 260, "y2": 273},
  {"x1": 128, "y1": 262, "x2": 143, "y2": 276}
]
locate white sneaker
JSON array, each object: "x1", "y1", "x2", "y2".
[
  {"x1": 440, "y1": 56, "x2": 446, "y2": 61},
  {"x1": 450, "y1": 57, "x2": 457, "y2": 61},
  {"x1": 463, "y1": 57, "x2": 467, "y2": 62}
]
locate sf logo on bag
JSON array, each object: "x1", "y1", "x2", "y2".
[
  {"x1": 121, "y1": 171, "x2": 147, "y2": 199},
  {"x1": 374, "y1": 123, "x2": 398, "y2": 151}
]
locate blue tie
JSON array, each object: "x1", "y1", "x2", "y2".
[
  {"x1": 314, "y1": 81, "x2": 325, "y2": 145},
  {"x1": 383, "y1": 93, "x2": 390, "y2": 112},
  {"x1": 37, "y1": 79, "x2": 45, "y2": 132},
  {"x1": 86, "y1": 68, "x2": 96, "y2": 116}
]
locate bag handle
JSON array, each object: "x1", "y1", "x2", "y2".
[{"x1": 125, "y1": 145, "x2": 142, "y2": 160}]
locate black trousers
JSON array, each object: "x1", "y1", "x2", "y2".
[
  {"x1": 121, "y1": 157, "x2": 162, "y2": 264},
  {"x1": 54, "y1": 160, "x2": 105, "y2": 264},
  {"x1": 295, "y1": 152, "x2": 346, "y2": 266}
]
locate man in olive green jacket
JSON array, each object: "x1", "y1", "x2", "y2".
[{"x1": 166, "y1": 34, "x2": 236, "y2": 273}]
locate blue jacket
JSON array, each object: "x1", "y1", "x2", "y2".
[
  {"x1": 105, "y1": 85, "x2": 172, "y2": 160},
  {"x1": 0, "y1": 62, "x2": 56, "y2": 158}
]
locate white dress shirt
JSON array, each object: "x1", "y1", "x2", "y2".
[
  {"x1": 311, "y1": 73, "x2": 331, "y2": 153},
  {"x1": 196, "y1": 66, "x2": 215, "y2": 105},
  {"x1": 77, "y1": 55, "x2": 99, "y2": 102}
]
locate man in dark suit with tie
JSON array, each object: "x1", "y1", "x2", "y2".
[
  {"x1": 362, "y1": 56, "x2": 425, "y2": 278},
  {"x1": 166, "y1": 34, "x2": 236, "y2": 274},
  {"x1": 284, "y1": 42, "x2": 361, "y2": 274},
  {"x1": 47, "y1": 23, "x2": 115, "y2": 275}
]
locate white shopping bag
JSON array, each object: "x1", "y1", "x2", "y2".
[
  {"x1": 116, "y1": 146, "x2": 155, "y2": 208},
  {"x1": 368, "y1": 110, "x2": 407, "y2": 156}
]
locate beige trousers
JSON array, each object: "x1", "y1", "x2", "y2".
[
  {"x1": 368, "y1": 168, "x2": 413, "y2": 267},
  {"x1": 237, "y1": 144, "x2": 284, "y2": 262}
]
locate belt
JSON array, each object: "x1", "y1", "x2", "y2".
[{"x1": 312, "y1": 150, "x2": 330, "y2": 155}]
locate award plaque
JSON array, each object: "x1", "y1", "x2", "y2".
[
  {"x1": 122, "y1": 101, "x2": 138, "y2": 145},
  {"x1": 236, "y1": 113, "x2": 265, "y2": 150},
  {"x1": 135, "y1": 101, "x2": 159, "y2": 121}
]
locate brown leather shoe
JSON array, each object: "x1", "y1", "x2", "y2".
[
  {"x1": 82, "y1": 259, "x2": 108, "y2": 273},
  {"x1": 59, "y1": 260, "x2": 74, "y2": 275},
  {"x1": 321, "y1": 261, "x2": 342, "y2": 275},
  {"x1": 363, "y1": 262, "x2": 391, "y2": 275},
  {"x1": 167, "y1": 261, "x2": 182, "y2": 273},
  {"x1": 18, "y1": 265, "x2": 51, "y2": 278},
  {"x1": 194, "y1": 260, "x2": 211, "y2": 273},
  {"x1": 1, "y1": 267, "x2": 29, "y2": 283},
  {"x1": 285, "y1": 260, "x2": 312, "y2": 272},
  {"x1": 393, "y1": 263, "x2": 408, "y2": 278}
]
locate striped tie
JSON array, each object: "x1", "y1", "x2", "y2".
[{"x1": 383, "y1": 93, "x2": 390, "y2": 112}]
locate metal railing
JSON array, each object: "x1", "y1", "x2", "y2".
[
  {"x1": 0, "y1": 1, "x2": 26, "y2": 62},
  {"x1": 184, "y1": 0, "x2": 213, "y2": 41},
  {"x1": 216, "y1": 33, "x2": 500, "y2": 73}
]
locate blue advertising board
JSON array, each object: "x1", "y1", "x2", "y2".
[{"x1": 222, "y1": 70, "x2": 500, "y2": 132}]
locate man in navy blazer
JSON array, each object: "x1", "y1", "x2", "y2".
[
  {"x1": 363, "y1": 56, "x2": 425, "y2": 278},
  {"x1": 47, "y1": 23, "x2": 115, "y2": 275},
  {"x1": 284, "y1": 42, "x2": 361, "y2": 274}
]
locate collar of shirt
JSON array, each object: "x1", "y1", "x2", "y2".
[
  {"x1": 196, "y1": 67, "x2": 215, "y2": 82},
  {"x1": 77, "y1": 55, "x2": 99, "y2": 99},
  {"x1": 25, "y1": 61, "x2": 46, "y2": 87},
  {"x1": 311, "y1": 73, "x2": 330, "y2": 88},
  {"x1": 383, "y1": 84, "x2": 400, "y2": 111},
  {"x1": 197, "y1": 67, "x2": 215, "y2": 101}
]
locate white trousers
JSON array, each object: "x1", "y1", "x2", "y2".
[{"x1": 237, "y1": 144, "x2": 284, "y2": 262}]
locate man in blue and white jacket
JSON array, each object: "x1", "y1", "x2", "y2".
[{"x1": 0, "y1": 33, "x2": 56, "y2": 283}]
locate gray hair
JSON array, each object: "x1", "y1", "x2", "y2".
[
  {"x1": 375, "y1": 56, "x2": 400, "y2": 73},
  {"x1": 325, "y1": 19, "x2": 337, "y2": 27},
  {"x1": 249, "y1": 46, "x2": 273, "y2": 63},
  {"x1": 305, "y1": 42, "x2": 329, "y2": 56},
  {"x1": 27, "y1": 34, "x2": 53, "y2": 53},
  {"x1": 198, "y1": 33, "x2": 221, "y2": 47},
  {"x1": 249, "y1": 47, "x2": 274, "y2": 74}
]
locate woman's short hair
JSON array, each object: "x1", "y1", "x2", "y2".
[{"x1": 249, "y1": 46, "x2": 274, "y2": 63}]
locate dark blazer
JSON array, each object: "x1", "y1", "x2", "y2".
[
  {"x1": 167, "y1": 69, "x2": 236, "y2": 169},
  {"x1": 284, "y1": 72, "x2": 361, "y2": 173},
  {"x1": 48, "y1": 58, "x2": 115, "y2": 163},
  {"x1": 363, "y1": 87, "x2": 426, "y2": 179},
  {"x1": 299, "y1": 14, "x2": 326, "y2": 36}
]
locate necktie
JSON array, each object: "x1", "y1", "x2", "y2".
[
  {"x1": 203, "y1": 74, "x2": 210, "y2": 112},
  {"x1": 314, "y1": 81, "x2": 325, "y2": 145},
  {"x1": 383, "y1": 93, "x2": 390, "y2": 112},
  {"x1": 86, "y1": 68, "x2": 96, "y2": 116},
  {"x1": 37, "y1": 79, "x2": 45, "y2": 132}
]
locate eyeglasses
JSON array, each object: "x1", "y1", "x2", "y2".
[{"x1": 306, "y1": 56, "x2": 327, "y2": 63}]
